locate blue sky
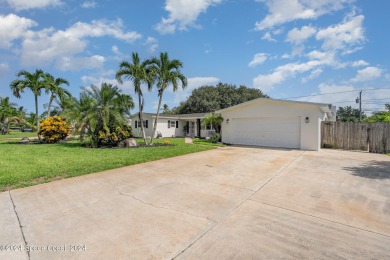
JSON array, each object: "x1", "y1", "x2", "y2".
[{"x1": 0, "y1": 0, "x2": 389, "y2": 115}]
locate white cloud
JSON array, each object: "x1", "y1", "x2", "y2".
[
  {"x1": 20, "y1": 19, "x2": 141, "y2": 70},
  {"x1": 252, "y1": 51, "x2": 340, "y2": 92},
  {"x1": 171, "y1": 76, "x2": 219, "y2": 104},
  {"x1": 81, "y1": 73, "x2": 134, "y2": 94},
  {"x1": 0, "y1": 63, "x2": 9, "y2": 77},
  {"x1": 145, "y1": 37, "x2": 158, "y2": 53},
  {"x1": 56, "y1": 55, "x2": 105, "y2": 71},
  {"x1": 316, "y1": 14, "x2": 365, "y2": 51},
  {"x1": 255, "y1": 0, "x2": 351, "y2": 30},
  {"x1": 155, "y1": 0, "x2": 222, "y2": 34},
  {"x1": 351, "y1": 60, "x2": 368, "y2": 67},
  {"x1": 112, "y1": 45, "x2": 121, "y2": 55},
  {"x1": 351, "y1": 66, "x2": 382, "y2": 82},
  {"x1": 302, "y1": 68, "x2": 323, "y2": 83},
  {"x1": 0, "y1": 14, "x2": 37, "y2": 49},
  {"x1": 248, "y1": 53, "x2": 268, "y2": 67},
  {"x1": 81, "y1": 1, "x2": 96, "y2": 8},
  {"x1": 261, "y1": 32, "x2": 277, "y2": 42},
  {"x1": 253, "y1": 70, "x2": 285, "y2": 93},
  {"x1": 5, "y1": 0, "x2": 62, "y2": 10},
  {"x1": 286, "y1": 25, "x2": 316, "y2": 44}
]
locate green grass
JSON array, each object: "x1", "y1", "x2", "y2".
[
  {"x1": 0, "y1": 130, "x2": 37, "y2": 140},
  {"x1": 192, "y1": 138, "x2": 225, "y2": 147},
  {"x1": 0, "y1": 138, "x2": 215, "y2": 191}
]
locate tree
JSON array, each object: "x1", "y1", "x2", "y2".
[
  {"x1": 161, "y1": 104, "x2": 172, "y2": 114},
  {"x1": 174, "y1": 83, "x2": 268, "y2": 114},
  {"x1": 201, "y1": 113, "x2": 223, "y2": 133},
  {"x1": 365, "y1": 111, "x2": 390, "y2": 122},
  {"x1": 64, "y1": 83, "x2": 134, "y2": 147},
  {"x1": 0, "y1": 97, "x2": 19, "y2": 134},
  {"x1": 336, "y1": 106, "x2": 366, "y2": 122},
  {"x1": 147, "y1": 52, "x2": 187, "y2": 145},
  {"x1": 116, "y1": 52, "x2": 153, "y2": 145},
  {"x1": 10, "y1": 69, "x2": 45, "y2": 134},
  {"x1": 43, "y1": 73, "x2": 71, "y2": 117}
]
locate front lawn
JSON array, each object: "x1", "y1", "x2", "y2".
[
  {"x1": 0, "y1": 138, "x2": 215, "y2": 191},
  {"x1": 0, "y1": 130, "x2": 37, "y2": 140}
]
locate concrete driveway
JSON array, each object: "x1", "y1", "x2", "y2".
[{"x1": 1, "y1": 147, "x2": 390, "y2": 259}]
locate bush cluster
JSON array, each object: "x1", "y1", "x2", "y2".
[
  {"x1": 92, "y1": 124, "x2": 133, "y2": 147},
  {"x1": 208, "y1": 133, "x2": 221, "y2": 143},
  {"x1": 38, "y1": 116, "x2": 72, "y2": 143}
]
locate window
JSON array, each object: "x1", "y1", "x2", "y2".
[
  {"x1": 168, "y1": 120, "x2": 178, "y2": 128},
  {"x1": 135, "y1": 120, "x2": 148, "y2": 128},
  {"x1": 202, "y1": 124, "x2": 211, "y2": 130}
]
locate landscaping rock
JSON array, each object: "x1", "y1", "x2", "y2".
[
  {"x1": 20, "y1": 137, "x2": 30, "y2": 144},
  {"x1": 119, "y1": 138, "x2": 138, "y2": 148}
]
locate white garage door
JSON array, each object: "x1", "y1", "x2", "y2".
[{"x1": 232, "y1": 117, "x2": 301, "y2": 149}]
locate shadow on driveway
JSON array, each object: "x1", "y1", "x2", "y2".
[{"x1": 344, "y1": 160, "x2": 390, "y2": 180}]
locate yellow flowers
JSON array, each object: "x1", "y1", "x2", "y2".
[
  {"x1": 162, "y1": 140, "x2": 170, "y2": 145},
  {"x1": 38, "y1": 116, "x2": 72, "y2": 143}
]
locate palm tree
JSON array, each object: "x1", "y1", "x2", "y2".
[
  {"x1": 147, "y1": 52, "x2": 187, "y2": 144},
  {"x1": 10, "y1": 69, "x2": 45, "y2": 134},
  {"x1": 116, "y1": 52, "x2": 154, "y2": 145},
  {"x1": 0, "y1": 97, "x2": 19, "y2": 134},
  {"x1": 64, "y1": 83, "x2": 134, "y2": 147},
  {"x1": 43, "y1": 73, "x2": 71, "y2": 117}
]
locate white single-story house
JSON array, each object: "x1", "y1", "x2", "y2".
[
  {"x1": 217, "y1": 98, "x2": 335, "y2": 151},
  {"x1": 131, "y1": 113, "x2": 216, "y2": 138}
]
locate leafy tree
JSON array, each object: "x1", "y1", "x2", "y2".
[
  {"x1": 174, "y1": 83, "x2": 268, "y2": 114},
  {"x1": 10, "y1": 69, "x2": 45, "y2": 134},
  {"x1": 364, "y1": 111, "x2": 390, "y2": 122},
  {"x1": 201, "y1": 113, "x2": 223, "y2": 133},
  {"x1": 336, "y1": 106, "x2": 366, "y2": 122},
  {"x1": 116, "y1": 52, "x2": 153, "y2": 145},
  {"x1": 43, "y1": 73, "x2": 71, "y2": 117},
  {"x1": 147, "y1": 52, "x2": 187, "y2": 145}
]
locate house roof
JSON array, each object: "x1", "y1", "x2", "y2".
[
  {"x1": 131, "y1": 112, "x2": 208, "y2": 120},
  {"x1": 216, "y1": 98, "x2": 333, "y2": 116}
]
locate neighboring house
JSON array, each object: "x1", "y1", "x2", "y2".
[
  {"x1": 131, "y1": 113, "x2": 216, "y2": 138},
  {"x1": 217, "y1": 98, "x2": 335, "y2": 151}
]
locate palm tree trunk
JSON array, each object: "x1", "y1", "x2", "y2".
[
  {"x1": 150, "y1": 90, "x2": 163, "y2": 145},
  {"x1": 138, "y1": 93, "x2": 147, "y2": 144},
  {"x1": 47, "y1": 94, "x2": 54, "y2": 117},
  {"x1": 35, "y1": 94, "x2": 40, "y2": 140}
]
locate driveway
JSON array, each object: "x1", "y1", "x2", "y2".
[{"x1": 1, "y1": 147, "x2": 390, "y2": 259}]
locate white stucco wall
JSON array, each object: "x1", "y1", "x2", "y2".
[
  {"x1": 131, "y1": 115, "x2": 184, "y2": 137},
  {"x1": 220, "y1": 100, "x2": 326, "y2": 151}
]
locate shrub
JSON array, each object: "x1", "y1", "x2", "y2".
[
  {"x1": 38, "y1": 116, "x2": 72, "y2": 143},
  {"x1": 208, "y1": 133, "x2": 221, "y2": 143},
  {"x1": 162, "y1": 140, "x2": 170, "y2": 145},
  {"x1": 97, "y1": 124, "x2": 133, "y2": 147}
]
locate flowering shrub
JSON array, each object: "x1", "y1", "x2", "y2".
[
  {"x1": 38, "y1": 116, "x2": 72, "y2": 143},
  {"x1": 162, "y1": 140, "x2": 170, "y2": 145},
  {"x1": 96, "y1": 124, "x2": 133, "y2": 147}
]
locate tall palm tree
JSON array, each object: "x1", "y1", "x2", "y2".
[
  {"x1": 43, "y1": 73, "x2": 71, "y2": 117},
  {"x1": 116, "y1": 52, "x2": 154, "y2": 145},
  {"x1": 147, "y1": 52, "x2": 187, "y2": 145},
  {"x1": 10, "y1": 69, "x2": 45, "y2": 134}
]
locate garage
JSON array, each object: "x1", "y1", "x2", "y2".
[
  {"x1": 232, "y1": 117, "x2": 301, "y2": 149},
  {"x1": 217, "y1": 98, "x2": 334, "y2": 151}
]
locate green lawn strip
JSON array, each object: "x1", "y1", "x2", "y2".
[
  {"x1": 0, "y1": 138, "x2": 214, "y2": 191},
  {"x1": 0, "y1": 131, "x2": 37, "y2": 140},
  {"x1": 192, "y1": 138, "x2": 225, "y2": 147}
]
